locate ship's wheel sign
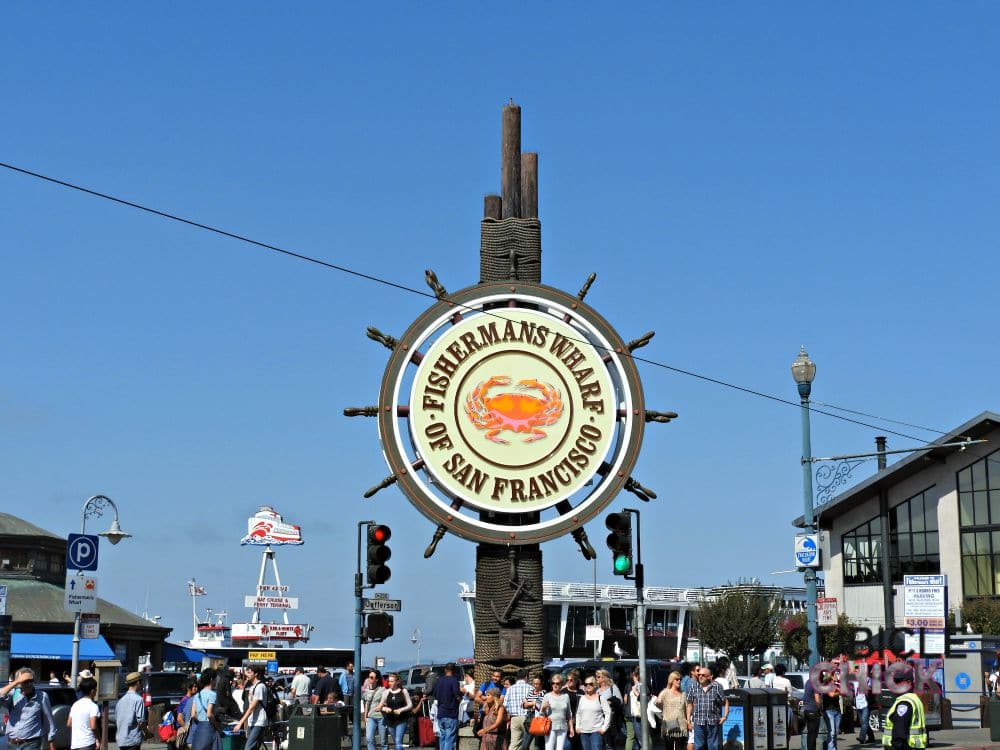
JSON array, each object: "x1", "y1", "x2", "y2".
[{"x1": 369, "y1": 282, "x2": 648, "y2": 546}]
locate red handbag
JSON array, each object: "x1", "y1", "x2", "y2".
[{"x1": 528, "y1": 715, "x2": 552, "y2": 736}]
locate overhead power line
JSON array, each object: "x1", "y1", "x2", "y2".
[{"x1": 0, "y1": 160, "x2": 942, "y2": 443}]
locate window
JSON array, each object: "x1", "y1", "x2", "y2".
[
  {"x1": 842, "y1": 487, "x2": 939, "y2": 585},
  {"x1": 959, "y1": 449, "x2": 1000, "y2": 597}
]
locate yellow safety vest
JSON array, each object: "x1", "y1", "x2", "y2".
[{"x1": 881, "y1": 693, "x2": 927, "y2": 749}]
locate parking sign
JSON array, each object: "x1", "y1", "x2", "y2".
[{"x1": 67, "y1": 533, "x2": 100, "y2": 571}]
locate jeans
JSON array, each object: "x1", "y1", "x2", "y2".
[
  {"x1": 388, "y1": 720, "x2": 407, "y2": 748},
  {"x1": 823, "y1": 711, "x2": 841, "y2": 750},
  {"x1": 580, "y1": 732, "x2": 604, "y2": 750},
  {"x1": 245, "y1": 725, "x2": 266, "y2": 750},
  {"x1": 856, "y1": 705, "x2": 871, "y2": 743},
  {"x1": 438, "y1": 717, "x2": 458, "y2": 750},
  {"x1": 693, "y1": 723, "x2": 720, "y2": 750},
  {"x1": 367, "y1": 717, "x2": 387, "y2": 750},
  {"x1": 631, "y1": 718, "x2": 642, "y2": 750}
]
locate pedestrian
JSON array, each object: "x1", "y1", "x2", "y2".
[
  {"x1": 564, "y1": 671, "x2": 583, "y2": 750},
  {"x1": 594, "y1": 670, "x2": 621, "y2": 750},
  {"x1": 74, "y1": 670, "x2": 94, "y2": 700},
  {"x1": 680, "y1": 665, "x2": 697, "y2": 695},
  {"x1": 376, "y1": 673, "x2": 413, "y2": 750},
  {"x1": 761, "y1": 665, "x2": 774, "y2": 688},
  {"x1": 289, "y1": 667, "x2": 311, "y2": 706},
  {"x1": 233, "y1": 666, "x2": 268, "y2": 750},
  {"x1": 504, "y1": 670, "x2": 533, "y2": 750},
  {"x1": 477, "y1": 688, "x2": 508, "y2": 750},
  {"x1": 800, "y1": 672, "x2": 821, "y2": 750},
  {"x1": 747, "y1": 669, "x2": 765, "y2": 690},
  {"x1": 624, "y1": 668, "x2": 642, "y2": 750},
  {"x1": 654, "y1": 671, "x2": 687, "y2": 750},
  {"x1": 68, "y1": 677, "x2": 101, "y2": 750},
  {"x1": 362, "y1": 669, "x2": 387, "y2": 750},
  {"x1": 819, "y1": 671, "x2": 841, "y2": 750},
  {"x1": 525, "y1": 676, "x2": 547, "y2": 750},
  {"x1": 190, "y1": 669, "x2": 223, "y2": 750},
  {"x1": 715, "y1": 658, "x2": 738, "y2": 691},
  {"x1": 575, "y1": 676, "x2": 611, "y2": 750},
  {"x1": 854, "y1": 666, "x2": 873, "y2": 745},
  {"x1": 0, "y1": 668, "x2": 57, "y2": 750},
  {"x1": 175, "y1": 680, "x2": 199, "y2": 750},
  {"x1": 685, "y1": 666, "x2": 728, "y2": 750},
  {"x1": 541, "y1": 674, "x2": 574, "y2": 750},
  {"x1": 477, "y1": 669, "x2": 506, "y2": 706},
  {"x1": 116, "y1": 672, "x2": 148, "y2": 750},
  {"x1": 433, "y1": 663, "x2": 463, "y2": 750},
  {"x1": 311, "y1": 666, "x2": 338, "y2": 705},
  {"x1": 459, "y1": 671, "x2": 477, "y2": 726},
  {"x1": 341, "y1": 663, "x2": 356, "y2": 724}
]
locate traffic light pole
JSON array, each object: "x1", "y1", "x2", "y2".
[
  {"x1": 626, "y1": 508, "x2": 651, "y2": 750},
  {"x1": 353, "y1": 520, "x2": 372, "y2": 750}
]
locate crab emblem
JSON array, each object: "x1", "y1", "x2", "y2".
[{"x1": 465, "y1": 376, "x2": 564, "y2": 444}]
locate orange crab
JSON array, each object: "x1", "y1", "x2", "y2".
[{"x1": 465, "y1": 375, "x2": 564, "y2": 444}]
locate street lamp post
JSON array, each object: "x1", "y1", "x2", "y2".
[
  {"x1": 791, "y1": 347, "x2": 820, "y2": 668},
  {"x1": 71, "y1": 495, "x2": 131, "y2": 686}
]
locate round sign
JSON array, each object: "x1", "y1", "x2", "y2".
[
  {"x1": 377, "y1": 282, "x2": 645, "y2": 545},
  {"x1": 795, "y1": 535, "x2": 818, "y2": 566},
  {"x1": 955, "y1": 672, "x2": 971, "y2": 690}
]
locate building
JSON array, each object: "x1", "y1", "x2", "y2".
[
  {"x1": 458, "y1": 579, "x2": 807, "y2": 662},
  {"x1": 794, "y1": 410, "x2": 1000, "y2": 631},
  {"x1": 0, "y1": 512, "x2": 171, "y2": 673}
]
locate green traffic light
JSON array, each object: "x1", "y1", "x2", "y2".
[{"x1": 614, "y1": 554, "x2": 631, "y2": 573}]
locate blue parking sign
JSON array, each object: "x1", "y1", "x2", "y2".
[{"x1": 67, "y1": 533, "x2": 100, "y2": 571}]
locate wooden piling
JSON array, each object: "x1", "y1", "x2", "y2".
[
  {"x1": 520, "y1": 153, "x2": 538, "y2": 219},
  {"x1": 483, "y1": 194, "x2": 502, "y2": 219},
  {"x1": 501, "y1": 103, "x2": 522, "y2": 218}
]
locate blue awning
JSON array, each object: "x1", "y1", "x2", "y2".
[
  {"x1": 11, "y1": 633, "x2": 114, "y2": 661},
  {"x1": 163, "y1": 642, "x2": 209, "y2": 665}
]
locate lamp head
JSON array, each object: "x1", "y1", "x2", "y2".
[
  {"x1": 100, "y1": 518, "x2": 132, "y2": 545},
  {"x1": 791, "y1": 346, "x2": 816, "y2": 397}
]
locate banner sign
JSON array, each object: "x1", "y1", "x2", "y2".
[
  {"x1": 232, "y1": 622, "x2": 310, "y2": 641},
  {"x1": 244, "y1": 596, "x2": 299, "y2": 610}
]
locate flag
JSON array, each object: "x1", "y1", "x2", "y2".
[{"x1": 188, "y1": 581, "x2": 207, "y2": 596}]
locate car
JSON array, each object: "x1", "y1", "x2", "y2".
[
  {"x1": 109, "y1": 670, "x2": 191, "y2": 730},
  {"x1": 399, "y1": 664, "x2": 467, "y2": 698}
]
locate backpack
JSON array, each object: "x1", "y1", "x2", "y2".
[{"x1": 257, "y1": 682, "x2": 279, "y2": 723}]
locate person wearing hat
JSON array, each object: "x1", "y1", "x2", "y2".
[
  {"x1": 761, "y1": 665, "x2": 775, "y2": 688},
  {"x1": 116, "y1": 672, "x2": 148, "y2": 750}
]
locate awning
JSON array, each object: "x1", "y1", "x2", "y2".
[
  {"x1": 163, "y1": 642, "x2": 209, "y2": 664},
  {"x1": 11, "y1": 633, "x2": 114, "y2": 661}
]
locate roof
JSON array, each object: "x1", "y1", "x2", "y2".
[
  {"x1": 0, "y1": 577, "x2": 171, "y2": 632},
  {"x1": 0, "y1": 513, "x2": 62, "y2": 540},
  {"x1": 793, "y1": 410, "x2": 999, "y2": 529},
  {"x1": 12, "y1": 633, "x2": 115, "y2": 661}
]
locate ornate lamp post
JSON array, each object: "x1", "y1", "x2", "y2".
[
  {"x1": 791, "y1": 347, "x2": 820, "y2": 667},
  {"x1": 71, "y1": 495, "x2": 131, "y2": 685}
]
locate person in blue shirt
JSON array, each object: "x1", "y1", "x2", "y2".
[
  {"x1": 116, "y1": 672, "x2": 148, "y2": 750},
  {"x1": 0, "y1": 668, "x2": 57, "y2": 750}
]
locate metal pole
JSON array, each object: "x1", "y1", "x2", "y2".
[
  {"x1": 628, "y1": 508, "x2": 651, "y2": 750},
  {"x1": 800, "y1": 391, "x2": 820, "y2": 667},
  {"x1": 70, "y1": 511, "x2": 87, "y2": 687},
  {"x1": 353, "y1": 521, "x2": 368, "y2": 750}
]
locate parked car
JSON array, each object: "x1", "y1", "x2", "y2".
[
  {"x1": 109, "y1": 670, "x2": 190, "y2": 730},
  {"x1": 399, "y1": 664, "x2": 467, "y2": 698}
]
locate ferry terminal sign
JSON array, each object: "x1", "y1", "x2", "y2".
[{"x1": 378, "y1": 282, "x2": 645, "y2": 545}]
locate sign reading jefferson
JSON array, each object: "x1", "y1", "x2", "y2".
[{"x1": 410, "y1": 309, "x2": 615, "y2": 513}]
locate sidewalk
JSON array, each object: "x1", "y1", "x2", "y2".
[{"x1": 788, "y1": 727, "x2": 1000, "y2": 750}]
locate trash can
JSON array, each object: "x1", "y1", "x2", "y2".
[
  {"x1": 764, "y1": 688, "x2": 789, "y2": 750},
  {"x1": 288, "y1": 703, "x2": 345, "y2": 750},
  {"x1": 723, "y1": 688, "x2": 759, "y2": 750},
  {"x1": 221, "y1": 729, "x2": 246, "y2": 750},
  {"x1": 988, "y1": 696, "x2": 1000, "y2": 742}
]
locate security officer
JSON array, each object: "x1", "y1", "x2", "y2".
[{"x1": 881, "y1": 688, "x2": 927, "y2": 750}]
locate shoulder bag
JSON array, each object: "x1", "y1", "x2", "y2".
[{"x1": 528, "y1": 715, "x2": 551, "y2": 736}]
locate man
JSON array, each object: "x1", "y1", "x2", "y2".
[
  {"x1": 882, "y1": 678, "x2": 927, "y2": 750},
  {"x1": 800, "y1": 672, "x2": 821, "y2": 750},
  {"x1": 68, "y1": 677, "x2": 100, "y2": 750},
  {"x1": 504, "y1": 670, "x2": 533, "y2": 750},
  {"x1": 312, "y1": 666, "x2": 339, "y2": 704},
  {"x1": 475, "y1": 669, "x2": 505, "y2": 705},
  {"x1": 680, "y1": 664, "x2": 697, "y2": 694},
  {"x1": 761, "y1": 664, "x2": 775, "y2": 688},
  {"x1": 0, "y1": 668, "x2": 57, "y2": 750},
  {"x1": 340, "y1": 662, "x2": 356, "y2": 705},
  {"x1": 234, "y1": 666, "x2": 269, "y2": 750},
  {"x1": 289, "y1": 667, "x2": 311, "y2": 705},
  {"x1": 116, "y1": 671, "x2": 148, "y2": 750},
  {"x1": 432, "y1": 663, "x2": 463, "y2": 750},
  {"x1": 686, "y1": 666, "x2": 728, "y2": 750}
]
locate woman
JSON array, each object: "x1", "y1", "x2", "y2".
[
  {"x1": 376, "y1": 673, "x2": 413, "y2": 750},
  {"x1": 595, "y1": 670, "x2": 621, "y2": 750},
  {"x1": 624, "y1": 669, "x2": 641, "y2": 750},
  {"x1": 68, "y1": 676, "x2": 101, "y2": 750},
  {"x1": 524, "y1": 675, "x2": 547, "y2": 750},
  {"x1": 191, "y1": 669, "x2": 223, "y2": 750},
  {"x1": 174, "y1": 679, "x2": 199, "y2": 750},
  {"x1": 654, "y1": 671, "x2": 687, "y2": 750},
  {"x1": 541, "y1": 674, "x2": 574, "y2": 750},
  {"x1": 477, "y1": 687, "x2": 508, "y2": 750},
  {"x1": 820, "y1": 671, "x2": 841, "y2": 750},
  {"x1": 460, "y1": 671, "x2": 478, "y2": 726},
  {"x1": 363, "y1": 670, "x2": 387, "y2": 750},
  {"x1": 575, "y1": 676, "x2": 611, "y2": 750}
]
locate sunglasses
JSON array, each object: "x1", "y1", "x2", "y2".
[{"x1": 584, "y1": 682, "x2": 596, "y2": 687}]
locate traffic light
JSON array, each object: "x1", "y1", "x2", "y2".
[
  {"x1": 364, "y1": 613, "x2": 394, "y2": 642},
  {"x1": 366, "y1": 524, "x2": 392, "y2": 585},
  {"x1": 605, "y1": 512, "x2": 633, "y2": 577}
]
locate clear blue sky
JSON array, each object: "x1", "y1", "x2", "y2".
[{"x1": 3, "y1": 3, "x2": 998, "y2": 664}]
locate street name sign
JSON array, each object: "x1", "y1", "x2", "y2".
[
  {"x1": 67, "y1": 533, "x2": 100, "y2": 572},
  {"x1": 64, "y1": 573, "x2": 98, "y2": 613},
  {"x1": 362, "y1": 597, "x2": 401, "y2": 612},
  {"x1": 244, "y1": 596, "x2": 299, "y2": 609}
]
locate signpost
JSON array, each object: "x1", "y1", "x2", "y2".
[{"x1": 64, "y1": 573, "x2": 99, "y2": 613}]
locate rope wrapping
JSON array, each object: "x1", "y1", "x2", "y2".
[{"x1": 479, "y1": 218, "x2": 542, "y2": 283}]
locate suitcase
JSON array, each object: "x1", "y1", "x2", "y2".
[{"x1": 417, "y1": 715, "x2": 436, "y2": 747}]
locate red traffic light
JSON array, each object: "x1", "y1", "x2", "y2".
[{"x1": 371, "y1": 525, "x2": 391, "y2": 544}]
